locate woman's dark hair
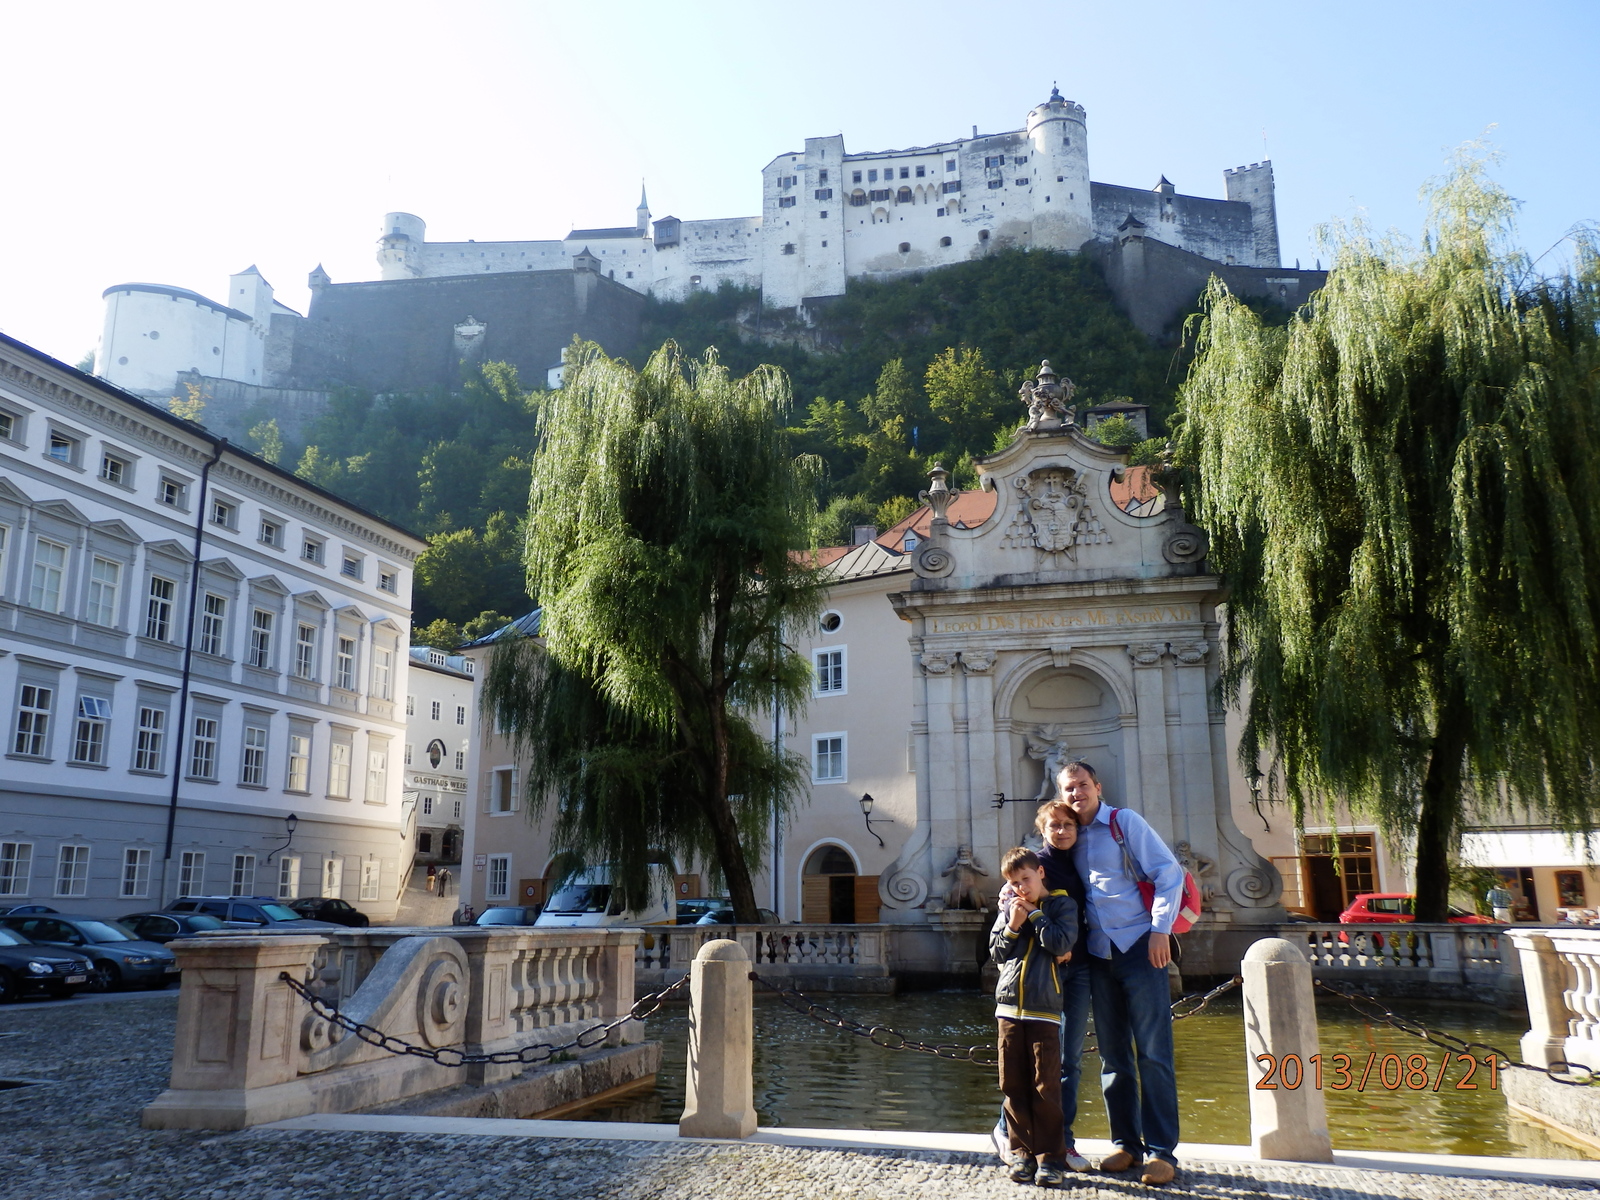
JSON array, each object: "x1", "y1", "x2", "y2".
[{"x1": 1058, "y1": 759, "x2": 1098, "y2": 783}]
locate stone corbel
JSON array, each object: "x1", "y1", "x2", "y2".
[
  {"x1": 1171, "y1": 640, "x2": 1210, "y2": 666},
  {"x1": 960, "y1": 648, "x2": 996, "y2": 673},
  {"x1": 920, "y1": 651, "x2": 954, "y2": 675},
  {"x1": 1126, "y1": 642, "x2": 1166, "y2": 667}
]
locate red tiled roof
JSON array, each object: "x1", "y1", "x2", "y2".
[
  {"x1": 1109, "y1": 465, "x2": 1161, "y2": 512},
  {"x1": 876, "y1": 488, "x2": 1000, "y2": 550}
]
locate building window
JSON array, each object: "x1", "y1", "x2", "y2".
[
  {"x1": 47, "y1": 431, "x2": 79, "y2": 466},
  {"x1": 422, "y1": 794, "x2": 434, "y2": 817},
  {"x1": 378, "y1": 569, "x2": 397, "y2": 594},
  {"x1": 335, "y1": 636, "x2": 356, "y2": 690},
  {"x1": 72, "y1": 696, "x2": 110, "y2": 764},
  {"x1": 366, "y1": 746, "x2": 388, "y2": 803},
  {"x1": 328, "y1": 742, "x2": 351, "y2": 798},
  {"x1": 249, "y1": 610, "x2": 274, "y2": 668},
  {"x1": 916, "y1": 164, "x2": 926, "y2": 177},
  {"x1": 145, "y1": 576, "x2": 176, "y2": 641},
  {"x1": 359, "y1": 860, "x2": 380, "y2": 902},
  {"x1": 13, "y1": 685, "x2": 53, "y2": 757},
  {"x1": 491, "y1": 767, "x2": 516, "y2": 813},
  {"x1": 295, "y1": 624, "x2": 318, "y2": 680},
  {"x1": 453, "y1": 799, "x2": 462, "y2": 820},
  {"x1": 121, "y1": 848, "x2": 152, "y2": 899},
  {"x1": 277, "y1": 856, "x2": 300, "y2": 900},
  {"x1": 30, "y1": 538, "x2": 67, "y2": 612},
  {"x1": 406, "y1": 695, "x2": 415, "y2": 716},
  {"x1": 778, "y1": 175, "x2": 796, "y2": 188},
  {"x1": 86, "y1": 557, "x2": 121, "y2": 626},
  {"x1": 1015, "y1": 178, "x2": 1029, "y2": 187},
  {"x1": 287, "y1": 733, "x2": 310, "y2": 792},
  {"x1": 814, "y1": 647, "x2": 846, "y2": 696},
  {"x1": 302, "y1": 538, "x2": 324, "y2": 564},
  {"x1": 869, "y1": 189, "x2": 891, "y2": 203},
  {"x1": 851, "y1": 170, "x2": 862, "y2": 184},
  {"x1": 455, "y1": 705, "x2": 466, "y2": 726},
  {"x1": 487, "y1": 854, "x2": 511, "y2": 901},
  {"x1": 782, "y1": 242, "x2": 796, "y2": 254},
  {"x1": 134, "y1": 706, "x2": 165, "y2": 772},
  {"x1": 259, "y1": 517, "x2": 283, "y2": 547},
  {"x1": 898, "y1": 242, "x2": 910, "y2": 253},
  {"x1": 230, "y1": 853, "x2": 256, "y2": 897},
  {"x1": 939, "y1": 236, "x2": 952, "y2": 248},
  {"x1": 0, "y1": 525, "x2": 8, "y2": 594},
  {"x1": 190, "y1": 716, "x2": 219, "y2": 779},
  {"x1": 979, "y1": 229, "x2": 990, "y2": 241},
  {"x1": 455, "y1": 750, "x2": 465, "y2": 770},
  {"x1": 813, "y1": 734, "x2": 846, "y2": 783},
  {"x1": 778, "y1": 196, "x2": 796, "y2": 208},
  {"x1": 209, "y1": 497, "x2": 235, "y2": 528},
  {"x1": 321, "y1": 857, "x2": 343, "y2": 899},
  {"x1": 374, "y1": 648, "x2": 392, "y2": 700},
  {"x1": 55, "y1": 845, "x2": 90, "y2": 897},
  {"x1": 0, "y1": 843, "x2": 33, "y2": 896},
  {"x1": 987, "y1": 179, "x2": 1004, "y2": 190},
  {"x1": 897, "y1": 187, "x2": 912, "y2": 204},
  {"x1": 813, "y1": 188, "x2": 832, "y2": 201},
  {"x1": 904, "y1": 531, "x2": 920, "y2": 553},
  {"x1": 158, "y1": 476, "x2": 187, "y2": 508},
  {"x1": 404, "y1": 743, "x2": 413, "y2": 765},
  {"x1": 984, "y1": 155, "x2": 1005, "y2": 168},
  {"x1": 199, "y1": 594, "x2": 226, "y2": 656},
  {"x1": 100, "y1": 453, "x2": 128, "y2": 485},
  {"x1": 818, "y1": 169, "x2": 829, "y2": 183},
  {"x1": 427, "y1": 650, "x2": 446, "y2": 666},
  {"x1": 241, "y1": 725, "x2": 267, "y2": 785},
  {"x1": 341, "y1": 554, "x2": 362, "y2": 580},
  {"x1": 946, "y1": 159, "x2": 956, "y2": 172},
  {"x1": 431, "y1": 700, "x2": 441, "y2": 721},
  {"x1": 178, "y1": 850, "x2": 205, "y2": 897},
  {"x1": 943, "y1": 180, "x2": 961, "y2": 194},
  {"x1": 1015, "y1": 154, "x2": 1029, "y2": 164},
  {"x1": 0, "y1": 411, "x2": 15, "y2": 441}
]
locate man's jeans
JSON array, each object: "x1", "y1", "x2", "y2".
[
  {"x1": 1058, "y1": 956, "x2": 1092, "y2": 1145},
  {"x1": 1089, "y1": 933, "x2": 1179, "y2": 1164}
]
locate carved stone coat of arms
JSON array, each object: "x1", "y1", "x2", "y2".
[{"x1": 1000, "y1": 467, "x2": 1111, "y2": 560}]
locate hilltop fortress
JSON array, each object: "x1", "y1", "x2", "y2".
[{"x1": 97, "y1": 89, "x2": 1323, "y2": 434}]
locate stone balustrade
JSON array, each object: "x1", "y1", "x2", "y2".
[
  {"x1": 1505, "y1": 926, "x2": 1600, "y2": 1151},
  {"x1": 636, "y1": 923, "x2": 892, "y2": 991},
  {"x1": 141, "y1": 926, "x2": 644, "y2": 1131},
  {"x1": 1269, "y1": 922, "x2": 1517, "y2": 994}
]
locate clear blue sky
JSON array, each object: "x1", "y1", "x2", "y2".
[{"x1": 2, "y1": 0, "x2": 1595, "y2": 365}]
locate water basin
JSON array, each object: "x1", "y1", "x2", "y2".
[{"x1": 581, "y1": 989, "x2": 1594, "y2": 1159}]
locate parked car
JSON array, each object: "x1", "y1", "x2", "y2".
[
  {"x1": 695, "y1": 906, "x2": 780, "y2": 926},
  {"x1": 0, "y1": 914, "x2": 177, "y2": 991},
  {"x1": 163, "y1": 896, "x2": 343, "y2": 933},
  {"x1": 674, "y1": 898, "x2": 723, "y2": 925},
  {"x1": 1339, "y1": 893, "x2": 1494, "y2": 925},
  {"x1": 0, "y1": 926, "x2": 93, "y2": 1002},
  {"x1": 118, "y1": 912, "x2": 230, "y2": 944},
  {"x1": 474, "y1": 905, "x2": 542, "y2": 927},
  {"x1": 0, "y1": 904, "x2": 57, "y2": 916},
  {"x1": 286, "y1": 897, "x2": 370, "y2": 927}
]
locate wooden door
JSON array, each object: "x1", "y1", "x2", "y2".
[{"x1": 854, "y1": 875, "x2": 881, "y2": 924}]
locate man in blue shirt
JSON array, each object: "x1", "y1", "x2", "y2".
[{"x1": 1061, "y1": 759, "x2": 1185, "y2": 1186}]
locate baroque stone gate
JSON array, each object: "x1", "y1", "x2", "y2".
[{"x1": 882, "y1": 369, "x2": 1283, "y2": 970}]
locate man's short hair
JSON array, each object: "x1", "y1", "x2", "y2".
[
  {"x1": 1058, "y1": 758, "x2": 1098, "y2": 783},
  {"x1": 1001, "y1": 847, "x2": 1041, "y2": 877}
]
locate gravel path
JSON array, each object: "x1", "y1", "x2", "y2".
[{"x1": 2, "y1": 994, "x2": 1594, "y2": 1200}]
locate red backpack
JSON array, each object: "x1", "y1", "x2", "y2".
[{"x1": 1107, "y1": 807, "x2": 1203, "y2": 935}]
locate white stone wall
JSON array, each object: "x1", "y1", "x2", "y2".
[
  {"x1": 403, "y1": 650, "x2": 474, "y2": 858},
  {"x1": 100, "y1": 286, "x2": 256, "y2": 397}
]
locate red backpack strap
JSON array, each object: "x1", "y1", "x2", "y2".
[{"x1": 1106, "y1": 807, "x2": 1145, "y2": 882}]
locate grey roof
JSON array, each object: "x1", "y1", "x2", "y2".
[
  {"x1": 100, "y1": 282, "x2": 252, "y2": 322},
  {"x1": 461, "y1": 609, "x2": 541, "y2": 649},
  {"x1": 565, "y1": 226, "x2": 643, "y2": 240}
]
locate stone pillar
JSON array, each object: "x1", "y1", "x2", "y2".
[
  {"x1": 1241, "y1": 937, "x2": 1332, "y2": 1162},
  {"x1": 1126, "y1": 643, "x2": 1175, "y2": 839},
  {"x1": 961, "y1": 648, "x2": 999, "y2": 891},
  {"x1": 679, "y1": 938, "x2": 757, "y2": 1138},
  {"x1": 1512, "y1": 930, "x2": 1573, "y2": 1068},
  {"x1": 921, "y1": 651, "x2": 959, "y2": 892},
  {"x1": 1170, "y1": 640, "x2": 1221, "y2": 867},
  {"x1": 141, "y1": 934, "x2": 326, "y2": 1130},
  {"x1": 596, "y1": 928, "x2": 643, "y2": 1046}
]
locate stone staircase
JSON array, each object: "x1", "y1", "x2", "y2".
[{"x1": 389, "y1": 862, "x2": 462, "y2": 927}]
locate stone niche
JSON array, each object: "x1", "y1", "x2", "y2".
[{"x1": 884, "y1": 387, "x2": 1284, "y2": 972}]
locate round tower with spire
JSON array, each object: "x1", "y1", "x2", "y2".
[
  {"x1": 1026, "y1": 86, "x2": 1093, "y2": 252},
  {"x1": 636, "y1": 183, "x2": 651, "y2": 235}
]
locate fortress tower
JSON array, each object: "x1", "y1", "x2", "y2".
[
  {"x1": 1223, "y1": 161, "x2": 1279, "y2": 268},
  {"x1": 1026, "y1": 86, "x2": 1093, "y2": 251},
  {"x1": 377, "y1": 212, "x2": 426, "y2": 280},
  {"x1": 636, "y1": 184, "x2": 650, "y2": 234}
]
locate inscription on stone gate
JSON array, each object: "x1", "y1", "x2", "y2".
[{"x1": 926, "y1": 604, "x2": 1198, "y2": 635}]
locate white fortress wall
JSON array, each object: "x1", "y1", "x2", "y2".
[{"x1": 100, "y1": 285, "x2": 256, "y2": 397}]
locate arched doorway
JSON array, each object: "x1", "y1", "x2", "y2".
[{"x1": 802, "y1": 843, "x2": 863, "y2": 924}]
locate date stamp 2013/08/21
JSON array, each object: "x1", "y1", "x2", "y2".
[{"x1": 1254, "y1": 1052, "x2": 1500, "y2": 1091}]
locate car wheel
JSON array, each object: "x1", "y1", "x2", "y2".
[
  {"x1": 0, "y1": 969, "x2": 16, "y2": 1004},
  {"x1": 88, "y1": 961, "x2": 122, "y2": 993}
]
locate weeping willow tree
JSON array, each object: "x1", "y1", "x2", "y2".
[
  {"x1": 1176, "y1": 154, "x2": 1600, "y2": 920},
  {"x1": 481, "y1": 341, "x2": 825, "y2": 921}
]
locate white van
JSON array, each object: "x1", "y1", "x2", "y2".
[{"x1": 534, "y1": 863, "x2": 676, "y2": 928}]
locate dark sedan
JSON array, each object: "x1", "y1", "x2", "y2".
[
  {"x1": 163, "y1": 897, "x2": 342, "y2": 932},
  {"x1": 0, "y1": 927, "x2": 92, "y2": 1002},
  {"x1": 0, "y1": 915, "x2": 177, "y2": 991},
  {"x1": 286, "y1": 897, "x2": 370, "y2": 927},
  {"x1": 119, "y1": 912, "x2": 229, "y2": 944},
  {"x1": 695, "y1": 906, "x2": 780, "y2": 926},
  {"x1": 474, "y1": 905, "x2": 542, "y2": 927}
]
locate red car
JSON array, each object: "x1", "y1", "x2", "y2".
[{"x1": 1339, "y1": 893, "x2": 1494, "y2": 924}]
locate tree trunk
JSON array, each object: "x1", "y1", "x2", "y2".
[
  {"x1": 1412, "y1": 695, "x2": 1468, "y2": 923},
  {"x1": 703, "y1": 787, "x2": 761, "y2": 923}
]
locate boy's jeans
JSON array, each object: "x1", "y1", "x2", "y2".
[
  {"x1": 1089, "y1": 933, "x2": 1180, "y2": 1164},
  {"x1": 998, "y1": 1018, "x2": 1066, "y2": 1161}
]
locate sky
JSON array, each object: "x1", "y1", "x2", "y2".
[{"x1": 1, "y1": 0, "x2": 1596, "y2": 366}]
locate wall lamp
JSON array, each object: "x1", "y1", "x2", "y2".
[
  {"x1": 859, "y1": 793, "x2": 886, "y2": 848},
  {"x1": 265, "y1": 812, "x2": 299, "y2": 864}
]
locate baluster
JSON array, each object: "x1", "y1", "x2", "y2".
[{"x1": 844, "y1": 931, "x2": 858, "y2": 964}]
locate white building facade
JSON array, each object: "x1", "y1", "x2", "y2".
[
  {"x1": 0, "y1": 332, "x2": 426, "y2": 920},
  {"x1": 403, "y1": 646, "x2": 474, "y2": 871}
]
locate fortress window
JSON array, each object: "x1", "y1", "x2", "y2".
[
  {"x1": 979, "y1": 230, "x2": 990, "y2": 241},
  {"x1": 898, "y1": 242, "x2": 910, "y2": 253},
  {"x1": 852, "y1": 171, "x2": 862, "y2": 184},
  {"x1": 939, "y1": 236, "x2": 952, "y2": 247},
  {"x1": 1063, "y1": 137, "x2": 1071, "y2": 146},
  {"x1": 819, "y1": 211, "x2": 828, "y2": 218},
  {"x1": 896, "y1": 187, "x2": 912, "y2": 203},
  {"x1": 814, "y1": 188, "x2": 832, "y2": 201},
  {"x1": 818, "y1": 169, "x2": 829, "y2": 184},
  {"x1": 900, "y1": 167, "x2": 910, "y2": 179},
  {"x1": 869, "y1": 189, "x2": 891, "y2": 202},
  {"x1": 945, "y1": 160, "x2": 956, "y2": 172},
  {"x1": 1015, "y1": 179, "x2": 1028, "y2": 187},
  {"x1": 148, "y1": 330, "x2": 160, "y2": 340},
  {"x1": 778, "y1": 175, "x2": 796, "y2": 188},
  {"x1": 937, "y1": 208, "x2": 946, "y2": 217},
  {"x1": 942, "y1": 180, "x2": 961, "y2": 193},
  {"x1": 916, "y1": 165, "x2": 926, "y2": 177},
  {"x1": 868, "y1": 169, "x2": 878, "y2": 183},
  {"x1": 626, "y1": 271, "x2": 633, "y2": 279},
  {"x1": 782, "y1": 243, "x2": 796, "y2": 255},
  {"x1": 1057, "y1": 176, "x2": 1064, "y2": 182},
  {"x1": 984, "y1": 155, "x2": 1005, "y2": 168},
  {"x1": 988, "y1": 179, "x2": 1004, "y2": 190},
  {"x1": 1015, "y1": 155, "x2": 1028, "y2": 164},
  {"x1": 779, "y1": 196, "x2": 796, "y2": 208},
  {"x1": 849, "y1": 191, "x2": 867, "y2": 207}
]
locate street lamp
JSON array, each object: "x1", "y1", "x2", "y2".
[
  {"x1": 265, "y1": 812, "x2": 299, "y2": 864},
  {"x1": 859, "y1": 793, "x2": 886, "y2": 848}
]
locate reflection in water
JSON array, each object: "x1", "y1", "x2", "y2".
[{"x1": 582, "y1": 990, "x2": 1594, "y2": 1160}]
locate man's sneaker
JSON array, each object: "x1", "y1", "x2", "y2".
[
  {"x1": 1009, "y1": 1156, "x2": 1038, "y2": 1184},
  {"x1": 1063, "y1": 1146, "x2": 1091, "y2": 1172},
  {"x1": 1098, "y1": 1150, "x2": 1141, "y2": 1173},
  {"x1": 1141, "y1": 1159, "x2": 1176, "y2": 1186},
  {"x1": 1035, "y1": 1163, "x2": 1066, "y2": 1188}
]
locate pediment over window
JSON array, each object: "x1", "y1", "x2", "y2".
[
  {"x1": 89, "y1": 519, "x2": 141, "y2": 543},
  {"x1": 145, "y1": 538, "x2": 192, "y2": 560},
  {"x1": 294, "y1": 590, "x2": 333, "y2": 611},
  {"x1": 33, "y1": 498, "x2": 90, "y2": 525},
  {"x1": 333, "y1": 604, "x2": 372, "y2": 625},
  {"x1": 199, "y1": 557, "x2": 246, "y2": 581},
  {"x1": 0, "y1": 478, "x2": 31, "y2": 505},
  {"x1": 247, "y1": 574, "x2": 292, "y2": 596}
]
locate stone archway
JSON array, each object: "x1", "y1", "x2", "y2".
[
  {"x1": 801, "y1": 842, "x2": 861, "y2": 924},
  {"x1": 1000, "y1": 663, "x2": 1126, "y2": 848}
]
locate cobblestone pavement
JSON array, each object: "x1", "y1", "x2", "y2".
[{"x1": 2, "y1": 995, "x2": 1595, "y2": 1200}]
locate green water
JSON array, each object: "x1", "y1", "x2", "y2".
[{"x1": 583, "y1": 990, "x2": 1594, "y2": 1159}]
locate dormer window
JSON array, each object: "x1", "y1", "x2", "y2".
[{"x1": 903, "y1": 532, "x2": 919, "y2": 553}]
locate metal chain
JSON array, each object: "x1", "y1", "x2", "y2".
[
  {"x1": 1313, "y1": 979, "x2": 1596, "y2": 1086},
  {"x1": 277, "y1": 970, "x2": 689, "y2": 1068},
  {"x1": 747, "y1": 971, "x2": 1241, "y2": 1066}
]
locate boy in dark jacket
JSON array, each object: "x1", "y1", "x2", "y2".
[{"x1": 991, "y1": 846, "x2": 1078, "y2": 1186}]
